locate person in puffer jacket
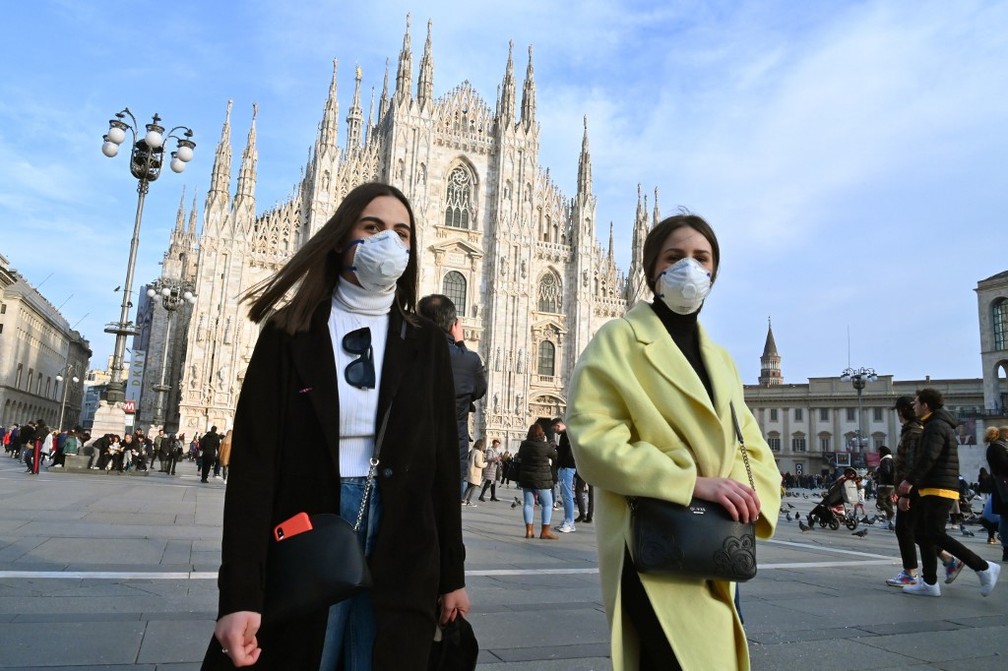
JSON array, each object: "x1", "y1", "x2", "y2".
[{"x1": 898, "y1": 387, "x2": 1000, "y2": 598}]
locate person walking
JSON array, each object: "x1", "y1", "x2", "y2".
[
  {"x1": 552, "y1": 418, "x2": 577, "y2": 533},
  {"x1": 198, "y1": 426, "x2": 222, "y2": 483},
  {"x1": 461, "y1": 438, "x2": 485, "y2": 506},
  {"x1": 898, "y1": 388, "x2": 1000, "y2": 597},
  {"x1": 986, "y1": 425, "x2": 1008, "y2": 562},
  {"x1": 517, "y1": 424, "x2": 559, "y2": 539},
  {"x1": 886, "y1": 396, "x2": 925, "y2": 587},
  {"x1": 875, "y1": 445, "x2": 896, "y2": 526},
  {"x1": 567, "y1": 213, "x2": 781, "y2": 670},
  {"x1": 478, "y1": 439, "x2": 502, "y2": 502},
  {"x1": 204, "y1": 182, "x2": 468, "y2": 670}
]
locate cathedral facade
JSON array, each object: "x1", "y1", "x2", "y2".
[{"x1": 141, "y1": 18, "x2": 657, "y2": 446}]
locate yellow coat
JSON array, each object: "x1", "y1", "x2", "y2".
[{"x1": 567, "y1": 302, "x2": 781, "y2": 671}]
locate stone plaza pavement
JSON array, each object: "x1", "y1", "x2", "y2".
[{"x1": 1, "y1": 456, "x2": 1006, "y2": 670}]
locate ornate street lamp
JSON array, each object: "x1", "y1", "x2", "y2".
[
  {"x1": 55, "y1": 365, "x2": 81, "y2": 431},
  {"x1": 101, "y1": 108, "x2": 195, "y2": 404},
  {"x1": 145, "y1": 279, "x2": 197, "y2": 428},
  {"x1": 841, "y1": 366, "x2": 877, "y2": 452}
]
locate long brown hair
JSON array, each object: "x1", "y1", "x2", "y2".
[{"x1": 245, "y1": 182, "x2": 419, "y2": 333}]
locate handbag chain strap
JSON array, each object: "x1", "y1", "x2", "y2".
[
  {"x1": 729, "y1": 401, "x2": 756, "y2": 490},
  {"x1": 353, "y1": 406, "x2": 393, "y2": 533}
]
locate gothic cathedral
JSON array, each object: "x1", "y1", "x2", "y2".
[{"x1": 145, "y1": 17, "x2": 660, "y2": 445}]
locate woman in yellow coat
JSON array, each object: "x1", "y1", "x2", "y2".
[{"x1": 568, "y1": 213, "x2": 780, "y2": 671}]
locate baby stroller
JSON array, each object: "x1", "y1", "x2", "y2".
[{"x1": 807, "y1": 469, "x2": 860, "y2": 530}]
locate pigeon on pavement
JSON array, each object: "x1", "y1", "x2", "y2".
[
  {"x1": 799, "y1": 519, "x2": 812, "y2": 532},
  {"x1": 852, "y1": 528, "x2": 868, "y2": 537}
]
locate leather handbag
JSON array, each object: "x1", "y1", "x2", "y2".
[
  {"x1": 427, "y1": 615, "x2": 479, "y2": 671},
  {"x1": 628, "y1": 402, "x2": 757, "y2": 581},
  {"x1": 261, "y1": 409, "x2": 391, "y2": 625}
]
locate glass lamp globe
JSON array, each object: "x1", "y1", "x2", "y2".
[
  {"x1": 183, "y1": 291, "x2": 194, "y2": 301},
  {"x1": 170, "y1": 157, "x2": 186, "y2": 173},
  {"x1": 146, "y1": 288, "x2": 157, "y2": 298},
  {"x1": 102, "y1": 141, "x2": 120, "y2": 157},
  {"x1": 144, "y1": 129, "x2": 164, "y2": 148},
  {"x1": 176, "y1": 144, "x2": 194, "y2": 162},
  {"x1": 161, "y1": 287, "x2": 171, "y2": 297},
  {"x1": 72, "y1": 376, "x2": 80, "y2": 384},
  {"x1": 56, "y1": 375, "x2": 64, "y2": 383},
  {"x1": 107, "y1": 126, "x2": 127, "y2": 144}
]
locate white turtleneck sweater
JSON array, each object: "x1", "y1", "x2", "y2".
[{"x1": 328, "y1": 279, "x2": 394, "y2": 477}]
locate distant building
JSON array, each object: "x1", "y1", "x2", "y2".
[
  {"x1": 0, "y1": 253, "x2": 91, "y2": 428},
  {"x1": 976, "y1": 270, "x2": 1008, "y2": 412}
]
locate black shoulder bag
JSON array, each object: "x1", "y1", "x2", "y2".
[
  {"x1": 261, "y1": 408, "x2": 392, "y2": 625},
  {"x1": 628, "y1": 402, "x2": 758, "y2": 581}
]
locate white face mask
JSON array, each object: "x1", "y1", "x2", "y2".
[
  {"x1": 655, "y1": 257, "x2": 712, "y2": 315},
  {"x1": 347, "y1": 229, "x2": 410, "y2": 292}
]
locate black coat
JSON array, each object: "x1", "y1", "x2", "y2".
[
  {"x1": 894, "y1": 420, "x2": 922, "y2": 483},
  {"x1": 906, "y1": 409, "x2": 960, "y2": 492},
  {"x1": 202, "y1": 304, "x2": 465, "y2": 670},
  {"x1": 516, "y1": 439, "x2": 557, "y2": 490},
  {"x1": 987, "y1": 439, "x2": 1008, "y2": 515},
  {"x1": 447, "y1": 336, "x2": 487, "y2": 446}
]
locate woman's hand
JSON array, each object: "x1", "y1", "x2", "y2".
[
  {"x1": 693, "y1": 476, "x2": 761, "y2": 523},
  {"x1": 214, "y1": 611, "x2": 262, "y2": 667},
  {"x1": 438, "y1": 587, "x2": 471, "y2": 625}
]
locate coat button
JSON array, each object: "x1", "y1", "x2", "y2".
[{"x1": 382, "y1": 468, "x2": 393, "y2": 478}]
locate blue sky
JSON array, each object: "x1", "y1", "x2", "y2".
[{"x1": 2, "y1": 0, "x2": 1006, "y2": 385}]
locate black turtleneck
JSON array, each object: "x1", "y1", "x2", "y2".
[{"x1": 650, "y1": 299, "x2": 715, "y2": 404}]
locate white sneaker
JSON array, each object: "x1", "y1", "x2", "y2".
[
  {"x1": 902, "y1": 580, "x2": 941, "y2": 597},
  {"x1": 556, "y1": 522, "x2": 575, "y2": 533},
  {"x1": 978, "y1": 561, "x2": 1001, "y2": 597}
]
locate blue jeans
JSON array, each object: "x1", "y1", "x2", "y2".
[
  {"x1": 523, "y1": 488, "x2": 553, "y2": 526},
  {"x1": 558, "y1": 467, "x2": 576, "y2": 526},
  {"x1": 318, "y1": 477, "x2": 383, "y2": 671}
]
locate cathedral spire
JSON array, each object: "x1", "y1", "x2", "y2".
[
  {"x1": 759, "y1": 317, "x2": 783, "y2": 386},
  {"x1": 346, "y1": 65, "x2": 364, "y2": 148},
  {"x1": 577, "y1": 116, "x2": 592, "y2": 195},
  {"x1": 394, "y1": 14, "x2": 413, "y2": 106},
  {"x1": 608, "y1": 222, "x2": 615, "y2": 260},
  {"x1": 498, "y1": 41, "x2": 516, "y2": 125},
  {"x1": 209, "y1": 99, "x2": 232, "y2": 196},
  {"x1": 174, "y1": 186, "x2": 186, "y2": 237},
  {"x1": 318, "y1": 59, "x2": 340, "y2": 152},
  {"x1": 378, "y1": 59, "x2": 390, "y2": 123},
  {"x1": 417, "y1": 19, "x2": 434, "y2": 109},
  {"x1": 187, "y1": 192, "x2": 199, "y2": 239},
  {"x1": 653, "y1": 186, "x2": 660, "y2": 225},
  {"x1": 366, "y1": 86, "x2": 375, "y2": 144},
  {"x1": 520, "y1": 44, "x2": 536, "y2": 128},
  {"x1": 235, "y1": 103, "x2": 258, "y2": 200}
]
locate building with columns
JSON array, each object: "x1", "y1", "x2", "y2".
[
  {"x1": 144, "y1": 18, "x2": 658, "y2": 444},
  {"x1": 977, "y1": 270, "x2": 1008, "y2": 412},
  {"x1": 0, "y1": 253, "x2": 91, "y2": 429},
  {"x1": 744, "y1": 321, "x2": 989, "y2": 480}
]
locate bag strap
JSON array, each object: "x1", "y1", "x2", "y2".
[
  {"x1": 729, "y1": 401, "x2": 756, "y2": 491},
  {"x1": 352, "y1": 405, "x2": 393, "y2": 532}
]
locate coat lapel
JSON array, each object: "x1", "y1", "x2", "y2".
[
  {"x1": 290, "y1": 301, "x2": 342, "y2": 460},
  {"x1": 376, "y1": 310, "x2": 417, "y2": 429},
  {"x1": 630, "y1": 303, "x2": 717, "y2": 421}
]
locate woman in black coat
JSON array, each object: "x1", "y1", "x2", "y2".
[
  {"x1": 204, "y1": 183, "x2": 469, "y2": 670},
  {"x1": 516, "y1": 424, "x2": 559, "y2": 539},
  {"x1": 986, "y1": 426, "x2": 1008, "y2": 561}
]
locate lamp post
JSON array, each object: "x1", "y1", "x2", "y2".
[
  {"x1": 55, "y1": 365, "x2": 81, "y2": 431},
  {"x1": 145, "y1": 279, "x2": 197, "y2": 428},
  {"x1": 101, "y1": 108, "x2": 195, "y2": 404},
  {"x1": 841, "y1": 366, "x2": 877, "y2": 452}
]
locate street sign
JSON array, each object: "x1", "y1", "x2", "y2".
[{"x1": 123, "y1": 400, "x2": 136, "y2": 414}]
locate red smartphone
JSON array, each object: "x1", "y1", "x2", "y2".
[{"x1": 274, "y1": 512, "x2": 313, "y2": 541}]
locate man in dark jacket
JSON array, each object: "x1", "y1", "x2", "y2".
[
  {"x1": 199, "y1": 426, "x2": 222, "y2": 483},
  {"x1": 417, "y1": 294, "x2": 487, "y2": 492},
  {"x1": 898, "y1": 388, "x2": 1000, "y2": 597}
]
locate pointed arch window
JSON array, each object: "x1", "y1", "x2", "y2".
[
  {"x1": 443, "y1": 271, "x2": 467, "y2": 316},
  {"x1": 538, "y1": 272, "x2": 561, "y2": 313},
  {"x1": 994, "y1": 298, "x2": 1008, "y2": 350},
  {"x1": 538, "y1": 341, "x2": 556, "y2": 377},
  {"x1": 444, "y1": 167, "x2": 473, "y2": 229}
]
